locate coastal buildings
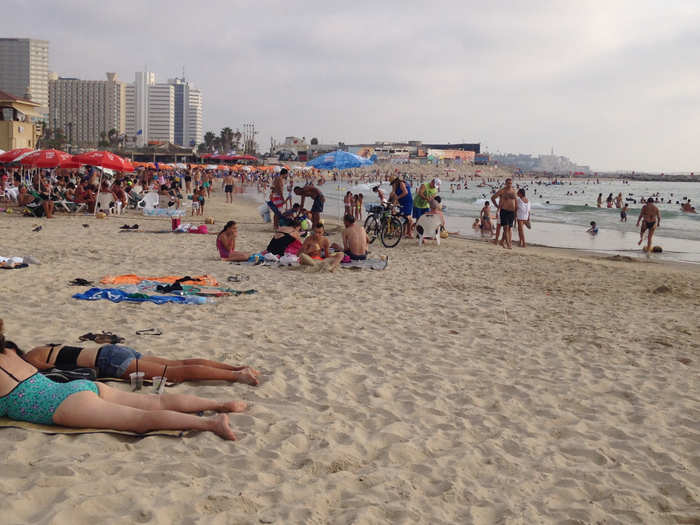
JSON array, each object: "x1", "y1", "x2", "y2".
[
  {"x1": 0, "y1": 89, "x2": 43, "y2": 150},
  {"x1": 48, "y1": 73, "x2": 126, "y2": 147},
  {"x1": 0, "y1": 38, "x2": 49, "y2": 117},
  {"x1": 124, "y1": 71, "x2": 202, "y2": 148}
]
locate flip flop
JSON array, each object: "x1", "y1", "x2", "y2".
[
  {"x1": 120, "y1": 224, "x2": 131, "y2": 230},
  {"x1": 69, "y1": 278, "x2": 94, "y2": 286},
  {"x1": 227, "y1": 274, "x2": 249, "y2": 283},
  {"x1": 131, "y1": 224, "x2": 139, "y2": 230},
  {"x1": 79, "y1": 332, "x2": 125, "y2": 344},
  {"x1": 136, "y1": 328, "x2": 162, "y2": 336}
]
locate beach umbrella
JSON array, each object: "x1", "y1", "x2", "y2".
[
  {"x1": 0, "y1": 148, "x2": 35, "y2": 163},
  {"x1": 19, "y1": 149, "x2": 73, "y2": 168},
  {"x1": 72, "y1": 151, "x2": 129, "y2": 216},
  {"x1": 306, "y1": 150, "x2": 374, "y2": 170},
  {"x1": 72, "y1": 150, "x2": 128, "y2": 171}
]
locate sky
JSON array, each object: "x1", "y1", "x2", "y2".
[{"x1": 2, "y1": 0, "x2": 699, "y2": 172}]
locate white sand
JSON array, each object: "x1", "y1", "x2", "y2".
[{"x1": 0, "y1": 190, "x2": 698, "y2": 524}]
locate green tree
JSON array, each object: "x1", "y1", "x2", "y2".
[
  {"x1": 203, "y1": 131, "x2": 216, "y2": 152},
  {"x1": 220, "y1": 127, "x2": 234, "y2": 153}
]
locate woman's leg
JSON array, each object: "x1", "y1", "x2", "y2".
[
  {"x1": 225, "y1": 251, "x2": 250, "y2": 262},
  {"x1": 53, "y1": 390, "x2": 237, "y2": 440},
  {"x1": 95, "y1": 382, "x2": 246, "y2": 413},
  {"x1": 138, "y1": 356, "x2": 253, "y2": 372},
  {"x1": 123, "y1": 359, "x2": 259, "y2": 385}
]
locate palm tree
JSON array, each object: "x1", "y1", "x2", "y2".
[
  {"x1": 108, "y1": 128, "x2": 119, "y2": 148},
  {"x1": 203, "y1": 131, "x2": 216, "y2": 153},
  {"x1": 98, "y1": 131, "x2": 109, "y2": 148},
  {"x1": 220, "y1": 127, "x2": 234, "y2": 153}
]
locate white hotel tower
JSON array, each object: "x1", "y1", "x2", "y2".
[{"x1": 125, "y1": 71, "x2": 202, "y2": 148}]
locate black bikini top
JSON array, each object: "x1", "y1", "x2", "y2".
[{"x1": 46, "y1": 344, "x2": 84, "y2": 370}]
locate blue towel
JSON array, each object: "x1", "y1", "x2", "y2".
[{"x1": 72, "y1": 287, "x2": 205, "y2": 305}]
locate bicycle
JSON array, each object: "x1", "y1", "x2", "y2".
[{"x1": 364, "y1": 203, "x2": 403, "y2": 248}]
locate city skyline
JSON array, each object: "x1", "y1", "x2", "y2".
[{"x1": 1, "y1": 1, "x2": 699, "y2": 172}]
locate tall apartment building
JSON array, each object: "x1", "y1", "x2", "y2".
[
  {"x1": 48, "y1": 72, "x2": 126, "y2": 147},
  {"x1": 0, "y1": 38, "x2": 49, "y2": 116},
  {"x1": 169, "y1": 77, "x2": 202, "y2": 148},
  {"x1": 147, "y1": 84, "x2": 174, "y2": 144},
  {"x1": 124, "y1": 71, "x2": 202, "y2": 147}
]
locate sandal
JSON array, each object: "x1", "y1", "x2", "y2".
[
  {"x1": 69, "y1": 278, "x2": 94, "y2": 286},
  {"x1": 227, "y1": 274, "x2": 249, "y2": 283},
  {"x1": 79, "y1": 331, "x2": 125, "y2": 344},
  {"x1": 136, "y1": 328, "x2": 162, "y2": 336},
  {"x1": 120, "y1": 224, "x2": 131, "y2": 230}
]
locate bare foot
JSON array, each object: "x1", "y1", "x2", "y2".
[
  {"x1": 220, "y1": 400, "x2": 247, "y2": 412},
  {"x1": 637, "y1": 238, "x2": 643, "y2": 245},
  {"x1": 211, "y1": 414, "x2": 237, "y2": 441},
  {"x1": 234, "y1": 369, "x2": 259, "y2": 386}
]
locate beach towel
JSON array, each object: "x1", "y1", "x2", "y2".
[
  {"x1": 0, "y1": 417, "x2": 184, "y2": 437},
  {"x1": 73, "y1": 288, "x2": 205, "y2": 305},
  {"x1": 101, "y1": 275, "x2": 218, "y2": 286}
]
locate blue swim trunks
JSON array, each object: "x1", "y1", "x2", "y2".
[{"x1": 95, "y1": 345, "x2": 142, "y2": 378}]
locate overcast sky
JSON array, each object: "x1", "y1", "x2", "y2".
[{"x1": 3, "y1": 0, "x2": 699, "y2": 171}]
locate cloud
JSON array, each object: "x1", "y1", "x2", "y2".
[{"x1": 1, "y1": 0, "x2": 699, "y2": 170}]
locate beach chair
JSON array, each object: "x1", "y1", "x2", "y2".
[
  {"x1": 266, "y1": 201, "x2": 292, "y2": 227},
  {"x1": 415, "y1": 213, "x2": 442, "y2": 247},
  {"x1": 95, "y1": 192, "x2": 116, "y2": 214},
  {"x1": 137, "y1": 191, "x2": 159, "y2": 210}
]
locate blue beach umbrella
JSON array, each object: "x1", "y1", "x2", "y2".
[{"x1": 306, "y1": 150, "x2": 375, "y2": 170}]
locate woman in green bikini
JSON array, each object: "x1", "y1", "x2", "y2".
[{"x1": 0, "y1": 321, "x2": 243, "y2": 440}]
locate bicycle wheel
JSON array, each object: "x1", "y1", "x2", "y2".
[
  {"x1": 364, "y1": 215, "x2": 379, "y2": 244},
  {"x1": 381, "y1": 216, "x2": 403, "y2": 248}
]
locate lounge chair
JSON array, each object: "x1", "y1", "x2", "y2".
[
  {"x1": 415, "y1": 213, "x2": 442, "y2": 247},
  {"x1": 137, "y1": 191, "x2": 159, "y2": 210}
]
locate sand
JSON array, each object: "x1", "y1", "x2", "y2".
[{"x1": 0, "y1": 189, "x2": 698, "y2": 525}]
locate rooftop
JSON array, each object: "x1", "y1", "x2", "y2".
[{"x1": 0, "y1": 89, "x2": 41, "y2": 107}]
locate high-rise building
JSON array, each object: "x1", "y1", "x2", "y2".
[
  {"x1": 168, "y1": 78, "x2": 203, "y2": 148},
  {"x1": 48, "y1": 72, "x2": 126, "y2": 147},
  {"x1": 0, "y1": 38, "x2": 49, "y2": 116},
  {"x1": 147, "y1": 84, "x2": 174, "y2": 144},
  {"x1": 124, "y1": 72, "x2": 202, "y2": 148}
]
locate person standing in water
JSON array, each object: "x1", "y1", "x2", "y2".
[
  {"x1": 491, "y1": 178, "x2": 517, "y2": 249},
  {"x1": 637, "y1": 197, "x2": 661, "y2": 251}
]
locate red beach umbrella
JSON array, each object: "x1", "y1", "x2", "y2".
[
  {"x1": 0, "y1": 148, "x2": 35, "y2": 163},
  {"x1": 72, "y1": 150, "x2": 128, "y2": 171},
  {"x1": 19, "y1": 149, "x2": 73, "y2": 168}
]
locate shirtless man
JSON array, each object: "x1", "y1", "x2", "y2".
[
  {"x1": 299, "y1": 223, "x2": 344, "y2": 270},
  {"x1": 340, "y1": 214, "x2": 368, "y2": 260},
  {"x1": 223, "y1": 172, "x2": 234, "y2": 203},
  {"x1": 294, "y1": 184, "x2": 325, "y2": 227},
  {"x1": 636, "y1": 197, "x2": 661, "y2": 251},
  {"x1": 491, "y1": 178, "x2": 517, "y2": 249}
]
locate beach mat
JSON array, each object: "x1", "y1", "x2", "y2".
[{"x1": 0, "y1": 417, "x2": 184, "y2": 437}]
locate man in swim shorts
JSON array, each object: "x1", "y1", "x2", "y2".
[
  {"x1": 491, "y1": 178, "x2": 517, "y2": 249},
  {"x1": 294, "y1": 184, "x2": 325, "y2": 227},
  {"x1": 223, "y1": 173, "x2": 234, "y2": 203},
  {"x1": 637, "y1": 197, "x2": 661, "y2": 251}
]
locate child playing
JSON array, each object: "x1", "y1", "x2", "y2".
[
  {"x1": 344, "y1": 191, "x2": 353, "y2": 217},
  {"x1": 586, "y1": 221, "x2": 598, "y2": 235},
  {"x1": 620, "y1": 204, "x2": 628, "y2": 222}
]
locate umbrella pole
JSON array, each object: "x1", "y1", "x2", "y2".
[{"x1": 94, "y1": 168, "x2": 103, "y2": 217}]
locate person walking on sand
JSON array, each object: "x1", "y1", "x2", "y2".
[
  {"x1": 491, "y1": 177, "x2": 517, "y2": 249},
  {"x1": 223, "y1": 172, "x2": 234, "y2": 203},
  {"x1": 515, "y1": 188, "x2": 531, "y2": 247},
  {"x1": 637, "y1": 197, "x2": 661, "y2": 251}
]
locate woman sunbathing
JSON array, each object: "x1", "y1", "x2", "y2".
[
  {"x1": 22, "y1": 343, "x2": 260, "y2": 385},
  {"x1": 0, "y1": 323, "x2": 242, "y2": 440}
]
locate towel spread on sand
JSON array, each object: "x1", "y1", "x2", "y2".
[
  {"x1": 0, "y1": 417, "x2": 184, "y2": 437},
  {"x1": 111, "y1": 280, "x2": 256, "y2": 297},
  {"x1": 73, "y1": 287, "x2": 203, "y2": 305},
  {"x1": 100, "y1": 274, "x2": 218, "y2": 286}
]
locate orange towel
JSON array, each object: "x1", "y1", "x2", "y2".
[{"x1": 100, "y1": 274, "x2": 219, "y2": 286}]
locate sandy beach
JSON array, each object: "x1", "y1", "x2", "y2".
[{"x1": 1, "y1": 190, "x2": 698, "y2": 524}]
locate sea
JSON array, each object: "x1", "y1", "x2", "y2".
[{"x1": 307, "y1": 178, "x2": 700, "y2": 265}]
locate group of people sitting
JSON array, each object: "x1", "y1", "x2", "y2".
[
  {"x1": 0, "y1": 319, "x2": 256, "y2": 440},
  {"x1": 216, "y1": 214, "x2": 369, "y2": 269}
]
